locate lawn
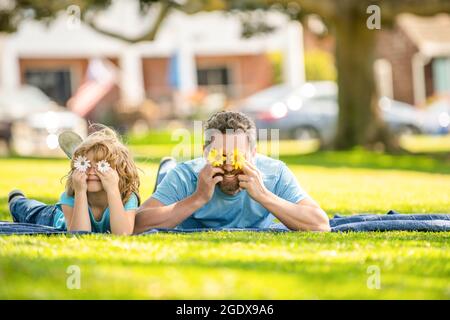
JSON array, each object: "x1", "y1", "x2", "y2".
[{"x1": 0, "y1": 149, "x2": 449, "y2": 299}]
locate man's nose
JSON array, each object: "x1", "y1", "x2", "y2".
[{"x1": 223, "y1": 163, "x2": 233, "y2": 172}]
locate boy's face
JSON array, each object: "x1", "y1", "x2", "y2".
[
  {"x1": 205, "y1": 133, "x2": 255, "y2": 195},
  {"x1": 84, "y1": 150, "x2": 104, "y2": 193}
]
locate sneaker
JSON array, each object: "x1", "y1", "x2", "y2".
[
  {"x1": 58, "y1": 131, "x2": 83, "y2": 159},
  {"x1": 8, "y1": 189, "x2": 25, "y2": 205},
  {"x1": 153, "y1": 157, "x2": 177, "y2": 193},
  {"x1": 8, "y1": 190, "x2": 25, "y2": 222}
]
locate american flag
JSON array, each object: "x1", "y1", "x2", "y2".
[{"x1": 68, "y1": 58, "x2": 118, "y2": 117}]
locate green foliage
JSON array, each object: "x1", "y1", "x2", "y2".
[
  {"x1": 305, "y1": 49, "x2": 336, "y2": 81},
  {"x1": 267, "y1": 51, "x2": 283, "y2": 84}
]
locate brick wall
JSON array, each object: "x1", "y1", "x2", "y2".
[
  {"x1": 375, "y1": 27, "x2": 419, "y2": 105},
  {"x1": 142, "y1": 54, "x2": 274, "y2": 103}
]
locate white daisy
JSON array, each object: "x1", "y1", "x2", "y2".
[
  {"x1": 97, "y1": 160, "x2": 111, "y2": 173},
  {"x1": 74, "y1": 156, "x2": 91, "y2": 172}
]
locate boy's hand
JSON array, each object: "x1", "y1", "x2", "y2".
[
  {"x1": 97, "y1": 168, "x2": 120, "y2": 195},
  {"x1": 72, "y1": 170, "x2": 88, "y2": 193}
]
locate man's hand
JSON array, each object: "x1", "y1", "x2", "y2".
[
  {"x1": 72, "y1": 170, "x2": 88, "y2": 193},
  {"x1": 238, "y1": 160, "x2": 269, "y2": 202},
  {"x1": 97, "y1": 168, "x2": 120, "y2": 195},
  {"x1": 194, "y1": 164, "x2": 224, "y2": 204}
]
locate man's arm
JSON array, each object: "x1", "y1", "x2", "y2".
[
  {"x1": 259, "y1": 194, "x2": 330, "y2": 231},
  {"x1": 133, "y1": 164, "x2": 224, "y2": 234},
  {"x1": 133, "y1": 195, "x2": 205, "y2": 233},
  {"x1": 238, "y1": 160, "x2": 330, "y2": 232}
]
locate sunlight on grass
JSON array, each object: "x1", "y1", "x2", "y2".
[
  {"x1": 0, "y1": 152, "x2": 449, "y2": 299},
  {"x1": 0, "y1": 232, "x2": 449, "y2": 299},
  {"x1": 400, "y1": 134, "x2": 450, "y2": 153}
]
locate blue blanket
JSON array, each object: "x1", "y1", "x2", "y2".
[{"x1": 1, "y1": 211, "x2": 450, "y2": 235}]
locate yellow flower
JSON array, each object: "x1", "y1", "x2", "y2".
[
  {"x1": 231, "y1": 148, "x2": 245, "y2": 170},
  {"x1": 207, "y1": 148, "x2": 226, "y2": 167}
]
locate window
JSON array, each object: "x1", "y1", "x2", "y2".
[
  {"x1": 432, "y1": 57, "x2": 450, "y2": 95},
  {"x1": 24, "y1": 69, "x2": 72, "y2": 106},
  {"x1": 196, "y1": 66, "x2": 233, "y2": 96}
]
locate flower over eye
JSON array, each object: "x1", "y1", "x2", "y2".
[
  {"x1": 97, "y1": 160, "x2": 111, "y2": 173},
  {"x1": 74, "y1": 156, "x2": 91, "y2": 172},
  {"x1": 207, "y1": 148, "x2": 226, "y2": 167},
  {"x1": 231, "y1": 148, "x2": 245, "y2": 170}
]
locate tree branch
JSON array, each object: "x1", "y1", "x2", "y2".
[{"x1": 84, "y1": 1, "x2": 172, "y2": 43}]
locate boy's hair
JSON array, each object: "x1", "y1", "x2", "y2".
[{"x1": 65, "y1": 124, "x2": 140, "y2": 205}]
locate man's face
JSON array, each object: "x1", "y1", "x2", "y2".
[{"x1": 205, "y1": 133, "x2": 254, "y2": 195}]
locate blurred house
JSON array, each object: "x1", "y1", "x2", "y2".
[
  {"x1": 375, "y1": 13, "x2": 450, "y2": 106},
  {"x1": 295, "y1": 13, "x2": 450, "y2": 108},
  {"x1": 0, "y1": 0, "x2": 305, "y2": 121}
]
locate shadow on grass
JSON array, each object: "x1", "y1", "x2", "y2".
[
  {"x1": 1, "y1": 244, "x2": 447, "y2": 282},
  {"x1": 2, "y1": 149, "x2": 450, "y2": 174},
  {"x1": 280, "y1": 150, "x2": 450, "y2": 174}
]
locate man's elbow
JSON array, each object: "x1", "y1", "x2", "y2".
[
  {"x1": 296, "y1": 208, "x2": 330, "y2": 232},
  {"x1": 312, "y1": 221, "x2": 331, "y2": 232},
  {"x1": 312, "y1": 208, "x2": 331, "y2": 232}
]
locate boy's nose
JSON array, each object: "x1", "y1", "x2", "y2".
[{"x1": 87, "y1": 165, "x2": 96, "y2": 173}]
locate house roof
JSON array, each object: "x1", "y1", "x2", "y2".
[{"x1": 398, "y1": 13, "x2": 450, "y2": 57}]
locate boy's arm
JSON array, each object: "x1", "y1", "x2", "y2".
[
  {"x1": 65, "y1": 171, "x2": 91, "y2": 232},
  {"x1": 107, "y1": 189, "x2": 135, "y2": 235},
  {"x1": 96, "y1": 169, "x2": 135, "y2": 235}
]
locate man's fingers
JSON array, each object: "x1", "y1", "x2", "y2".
[
  {"x1": 237, "y1": 174, "x2": 252, "y2": 182},
  {"x1": 202, "y1": 163, "x2": 213, "y2": 172},
  {"x1": 213, "y1": 175, "x2": 223, "y2": 184},
  {"x1": 244, "y1": 160, "x2": 257, "y2": 171},
  {"x1": 242, "y1": 163, "x2": 256, "y2": 176},
  {"x1": 211, "y1": 167, "x2": 224, "y2": 175},
  {"x1": 239, "y1": 181, "x2": 248, "y2": 189}
]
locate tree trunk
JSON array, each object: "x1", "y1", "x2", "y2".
[{"x1": 333, "y1": 15, "x2": 393, "y2": 150}]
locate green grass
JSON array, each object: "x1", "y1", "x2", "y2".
[
  {"x1": 0, "y1": 149, "x2": 449, "y2": 299},
  {"x1": 1, "y1": 232, "x2": 449, "y2": 299}
]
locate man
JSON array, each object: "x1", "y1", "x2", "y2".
[{"x1": 134, "y1": 111, "x2": 330, "y2": 233}]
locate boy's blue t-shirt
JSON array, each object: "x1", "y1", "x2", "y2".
[
  {"x1": 53, "y1": 192, "x2": 139, "y2": 232},
  {"x1": 152, "y1": 154, "x2": 309, "y2": 229}
]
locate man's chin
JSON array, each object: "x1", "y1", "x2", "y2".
[{"x1": 218, "y1": 182, "x2": 241, "y2": 195}]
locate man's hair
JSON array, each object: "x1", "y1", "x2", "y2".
[{"x1": 204, "y1": 111, "x2": 256, "y2": 148}]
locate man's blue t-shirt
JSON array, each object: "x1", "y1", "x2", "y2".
[
  {"x1": 152, "y1": 154, "x2": 309, "y2": 229},
  {"x1": 53, "y1": 192, "x2": 139, "y2": 232}
]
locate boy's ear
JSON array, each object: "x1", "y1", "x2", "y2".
[{"x1": 58, "y1": 131, "x2": 83, "y2": 159}]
